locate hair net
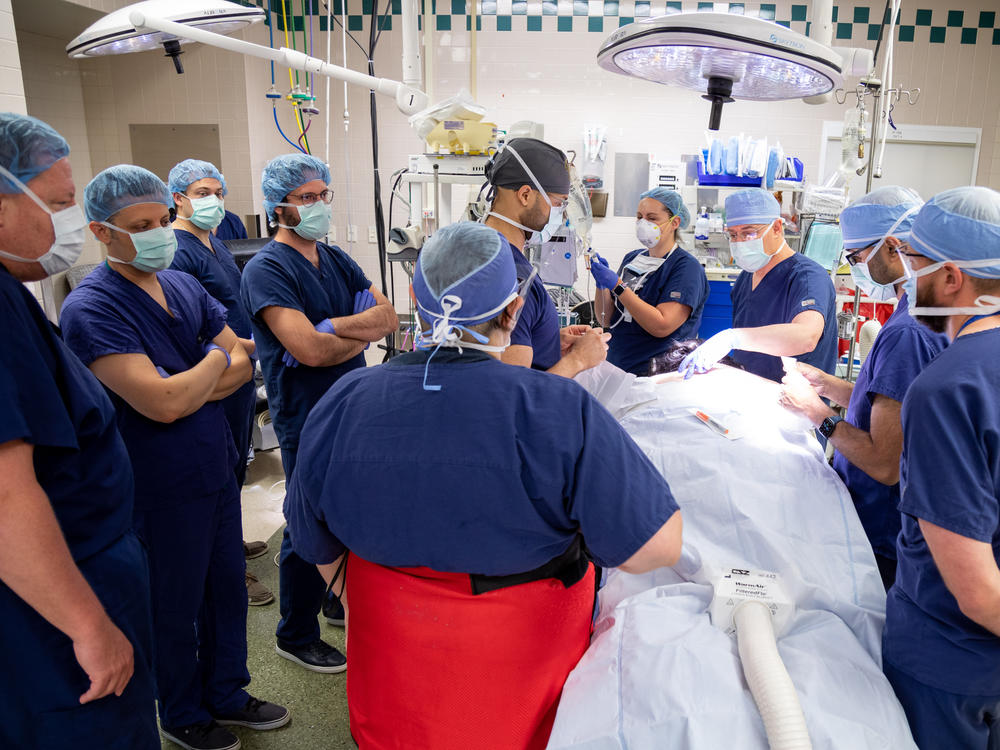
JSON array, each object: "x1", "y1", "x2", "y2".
[
  {"x1": 84, "y1": 164, "x2": 172, "y2": 223},
  {"x1": 413, "y1": 222, "x2": 518, "y2": 327},
  {"x1": 0, "y1": 113, "x2": 70, "y2": 194},
  {"x1": 725, "y1": 188, "x2": 781, "y2": 227},
  {"x1": 640, "y1": 187, "x2": 691, "y2": 229},
  {"x1": 261, "y1": 153, "x2": 330, "y2": 221},
  {"x1": 167, "y1": 158, "x2": 228, "y2": 196},
  {"x1": 485, "y1": 138, "x2": 570, "y2": 195},
  {"x1": 909, "y1": 186, "x2": 1000, "y2": 278},
  {"x1": 840, "y1": 186, "x2": 923, "y2": 249}
]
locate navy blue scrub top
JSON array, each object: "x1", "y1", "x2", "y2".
[
  {"x1": 215, "y1": 210, "x2": 248, "y2": 242},
  {"x1": 607, "y1": 247, "x2": 709, "y2": 375},
  {"x1": 832, "y1": 294, "x2": 947, "y2": 560},
  {"x1": 510, "y1": 244, "x2": 561, "y2": 371},
  {"x1": 171, "y1": 229, "x2": 252, "y2": 338},
  {"x1": 730, "y1": 252, "x2": 837, "y2": 381},
  {"x1": 286, "y1": 349, "x2": 680, "y2": 572},
  {"x1": 0, "y1": 267, "x2": 133, "y2": 561},
  {"x1": 60, "y1": 264, "x2": 237, "y2": 507},
  {"x1": 240, "y1": 240, "x2": 371, "y2": 451},
  {"x1": 885, "y1": 328, "x2": 1000, "y2": 694}
]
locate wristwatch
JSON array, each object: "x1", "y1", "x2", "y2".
[
  {"x1": 819, "y1": 415, "x2": 844, "y2": 439},
  {"x1": 612, "y1": 281, "x2": 627, "y2": 297}
]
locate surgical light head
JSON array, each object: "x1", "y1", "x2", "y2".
[
  {"x1": 84, "y1": 164, "x2": 172, "y2": 223},
  {"x1": 724, "y1": 188, "x2": 780, "y2": 228},
  {"x1": 168, "y1": 158, "x2": 227, "y2": 197},
  {"x1": 486, "y1": 138, "x2": 570, "y2": 195},
  {"x1": 413, "y1": 223, "x2": 518, "y2": 331},
  {"x1": 261, "y1": 154, "x2": 331, "y2": 223},
  {"x1": 0, "y1": 113, "x2": 70, "y2": 194},
  {"x1": 909, "y1": 186, "x2": 1000, "y2": 278},
  {"x1": 640, "y1": 187, "x2": 690, "y2": 229},
  {"x1": 840, "y1": 186, "x2": 923, "y2": 250}
]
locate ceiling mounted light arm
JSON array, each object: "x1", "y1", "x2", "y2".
[{"x1": 126, "y1": 9, "x2": 427, "y2": 115}]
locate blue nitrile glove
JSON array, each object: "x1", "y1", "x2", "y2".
[
  {"x1": 282, "y1": 349, "x2": 300, "y2": 368},
  {"x1": 353, "y1": 289, "x2": 377, "y2": 315},
  {"x1": 155, "y1": 365, "x2": 169, "y2": 378},
  {"x1": 203, "y1": 341, "x2": 231, "y2": 368},
  {"x1": 590, "y1": 253, "x2": 619, "y2": 290},
  {"x1": 283, "y1": 319, "x2": 337, "y2": 368},
  {"x1": 679, "y1": 329, "x2": 742, "y2": 379}
]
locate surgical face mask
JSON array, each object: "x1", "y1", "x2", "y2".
[
  {"x1": 277, "y1": 200, "x2": 331, "y2": 241},
  {"x1": 102, "y1": 222, "x2": 177, "y2": 272},
  {"x1": 182, "y1": 193, "x2": 225, "y2": 231},
  {"x1": 635, "y1": 218, "x2": 675, "y2": 249},
  {"x1": 0, "y1": 164, "x2": 87, "y2": 276},
  {"x1": 899, "y1": 253, "x2": 1000, "y2": 318},
  {"x1": 845, "y1": 206, "x2": 917, "y2": 303},
  {"x1": 730, "y1": 237, "x2": 777, "y2": 272}
]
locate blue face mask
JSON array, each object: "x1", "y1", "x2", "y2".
[
  {"x1": 730, "y1": 237, "x2": 777, "y2": 272},
  {"x1": 103, "y1": 222, "x2": 177, "y2": 272},
  {"x1": 900, "y1": 254, "x2": 1000, "y2": 317}
]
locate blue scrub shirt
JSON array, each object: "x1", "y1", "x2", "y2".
[
  {"x1": 60, "y1": 264, "x2": 237, "y2": 507},
  {"x1": 511, "y1": 244, "x2": 561, "y2": 370},
  {"x1": 885, "y1": 329, "x2": 1000, "y2": 695},
  {"x1": 0, "y1": 266, "x2": 133, "y2": 560},
  {"x1": 239, "y1": 240, "x2": 371, "y2": 452},
  {"x1": 832, "y1": 294, "x2": 947, "y2": 559},
  {"x1": 607, "y1": 247, "x2": 709, "y2": 375},
  {"x1": 730, "y1": 252, "x2": 837, "y2": 381},
  {"x1": 171, "y1": 229, "x2": 252, "y2": 338},
  {"x1": 286, "y1": 349, "x2": 680, "y2": 572},
  {"x1": 215, "y1": 210, "x2": 248, "y2": 242}
]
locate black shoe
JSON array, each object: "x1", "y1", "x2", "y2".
[
  {"x1": 322, "y1": 592, "x2": 345, "y2": 626},
  {"x1": 275, "y1": 638, "x2": 347, "y2": 673},
  {"x1": 214, "y1": 696, "x2": 291, "y2": 731},
  {"x1": 160, "y1": 721, "x2": 240, "y2": 750}
]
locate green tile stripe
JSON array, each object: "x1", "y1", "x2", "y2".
[{"x1": 235, "y1": 0, "x2": 1000, "y2": 44}]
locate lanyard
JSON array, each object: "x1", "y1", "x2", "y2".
[{"x1": 957, "y1": 313, "x2": 1000, "y2": 336}]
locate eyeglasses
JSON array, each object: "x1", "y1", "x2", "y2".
[
  {"x1": 287, "y1": 189, "x2": 334, "y2": 206},
  {"x1": 725, "y1": 224, "x2": 771, "y2": 243},
  {"x1": 845, "y1": 244, "x2": 876, "y2": 267}
]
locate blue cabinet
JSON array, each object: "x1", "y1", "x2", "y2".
[{"x1": 699, "y1": 277, "x2": 735, "y2": 338}]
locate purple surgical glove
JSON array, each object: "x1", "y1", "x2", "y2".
[{"x1": 353, "y1": 289, "x2": 377, "y2": 315}]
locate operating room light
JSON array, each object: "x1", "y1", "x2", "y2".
[
  {"x1": 597, "y1": 12, "x2": 844, "y2": 129},
  {"x1": 66, "y1": 0, "x2": 264, "y2": 59}
]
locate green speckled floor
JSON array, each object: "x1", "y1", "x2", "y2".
[{"x1": 161, "y1": 525, "x2": 354, "y2": 749}]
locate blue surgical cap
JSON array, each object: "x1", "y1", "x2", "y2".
[
  {"x1": 840, "y1": 186, "x2": 923, "y2": 249},
  {"x1": 413, "y1": 222, "x2": 518, "y2": 327},
  {"x1": 639, "y1": 187, "x2": 691, "y2": 229},
  {"x1": 725, "y1": 188, "x2": 781, "y2": 227},
  {"x1": 167, "y1": 158, "x2": 228, "y2": 196},
  {"x1": 261, "y1": 153, "x2": 331, "y2": 221},
  {"x1": 84, "y1": 164, "x2": 172, "y2": 223},
  {"x1": 909, "y1": 186, "x2": 1000, "y2": 278},
  {"x1": 0, "y1": 112, "x2": 70, "y2": 194}
]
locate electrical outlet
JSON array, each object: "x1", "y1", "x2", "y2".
[
  {"x1": 329, "y1": 225, "x2": 337, "y2": 242},
  {"x1": 347, "y1": 225, "x2": 357, "y2": 242},
  {"x1": 421, "y1": 208, "x2": 435, "y2": 219},
  {"x1": 368, "y1": 226, "x2": 377, "y2": 243}
]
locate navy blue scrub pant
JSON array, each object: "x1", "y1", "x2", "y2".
[
  {"x1": 884, "y1": 660, "x2": 1000, "y2": 750},
  {"x1": 276, "y1": 446, "x2": 327, "y2": 647},
  {"x1": 134, "y1": 482, "x2": 251, "y2": 728},
  {"x1": 0, "y1": 532, "x2": 159, "y2": 749},
  {"x1": 222, "y1": 379, "x2": 256, "y2": 489}
]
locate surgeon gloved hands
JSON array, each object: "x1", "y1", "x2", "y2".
[
  {"x1": 679, "y1": 329, "x2": 742, "y2": 379},
  {"x1": 589, "y1": 254, "x2": 619, "y2": 290},
  {"x1": 283, "y1": 319, "x2": 336, "y2": 368},
  {"x1": 353, "y1": 289, "x2": 377, "y2": 315}
]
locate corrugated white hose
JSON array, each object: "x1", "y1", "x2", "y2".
[{"x1": 734, "y1": 602, "x2": 813, "y2": 750}]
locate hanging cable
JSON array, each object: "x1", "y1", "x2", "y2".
[
  {"x1": 367, "y1": 0, "x2": 391, "y2": 357},
  {"x1": 319, "y1": 0, "x2": 369, "y2": 57},
  {"x1": 267, "y1": 3, "x2": 276, "y2": 85},
  {"x1": 274, "y1": 108, "x2": 307, "y2": 153}
]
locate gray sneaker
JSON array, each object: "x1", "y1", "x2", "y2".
[
  {"x1": 160, "y1": 721, "x2": 240, "y2": 750},
  {"x1": 214, "y1": 696, "x2": 290, "y2": 731},
  {"x1": 246, "y1": 571, "x2": 274, "y2": 606},
  {"x1": 243, "y1": 540, "x2": 268, "y2": 559}
]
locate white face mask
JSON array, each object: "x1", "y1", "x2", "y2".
[
  {"x1": 635, "y1": 218, "x2": 675, "y2": 249},
  {"x1": 899, "y1": 254, "x2": 1000, "y2": 317},
  {"x1": 0, "y1": 164, "x2": 87, "y2": 276}
]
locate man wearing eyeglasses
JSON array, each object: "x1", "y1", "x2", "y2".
[
  {"x1": 240, "y1": 154, "x2": 398, "y2": 674},
  {"x1": 679, "y1": 188, "x2": 837, "y2": 383},
  {"x1": 483, "y1": 137, "x2": 609, "y2": 377},
  {"x1": 777, "y1": 187, "x2": 947, "y2": 590}
]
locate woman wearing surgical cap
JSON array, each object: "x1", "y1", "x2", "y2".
[
  {"x1": 60, "y1": 165, "x2": 288, "y2": 750},
  {"x1": 680, "y1": 187, "x2": 838, "y2": 382},
  {"x1": 167, "y1": 158, "x2": 273, "y2": 606},
  {"x1": 285, "y1": 221, "x2": 683, "y2": 750},
  {"x1": 590, "y1": 187, "x2": 709, "y2": 375},
  {"x1": 877, "y1": 186, "x2": 1000, "y2": 750},
  {"x1": 778, "y1": 186, "x2": 947, "y2": 591}
]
